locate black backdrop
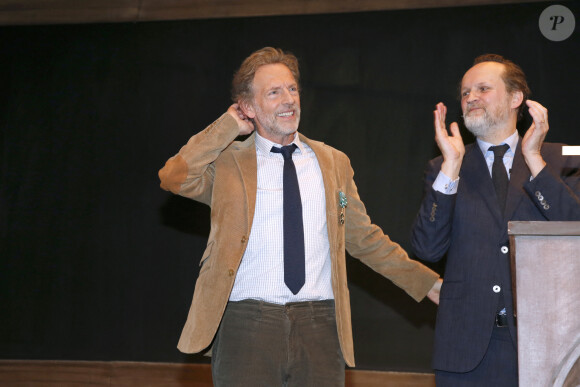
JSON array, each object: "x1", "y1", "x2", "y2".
[{"x1": 1, "y1": 1, "x2": 579, "y2": 372}]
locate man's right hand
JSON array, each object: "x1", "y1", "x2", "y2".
[
  {"x1": 227, "y1": 103, "x2": 255, "y2": 136},
  {"x1": 434, "y1": 102, "x2": 465, "y2": 180}
]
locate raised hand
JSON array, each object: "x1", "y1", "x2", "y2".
[
  {"x1": 434, "y1": 102, "x2": 465, "y2": 179},
  {"x1": 227, "y1": 103, "x2": 255, "y2": 136},
  {"x1": 521, "y1": 100, "x2": 548, "y2": 177}
]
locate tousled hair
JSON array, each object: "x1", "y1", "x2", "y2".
[{"x1": 231, "y1": 47, "x2": 300, "y2": 103}]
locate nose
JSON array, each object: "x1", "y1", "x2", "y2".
[
  {"x1": 465, "y1": 89, "x2": 479, "y2": 104},
  {"x1": 281, "y1": 88, "x2": 296, "y2": 104}
]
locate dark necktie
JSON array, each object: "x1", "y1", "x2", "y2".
[
  {"x1": 271, "y1": 144, "x2": 305, "y2": 295},
  {"x1": 490, "y1": 144, "x2": 510, "y2": 214}
]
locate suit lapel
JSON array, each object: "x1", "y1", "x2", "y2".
[
  {"x1": 504, "y1": 138, "x2": 530, "y2": 223},
  {"x1": 299, "y1": 133, "x2": 339, "y2": 253},
  {"x1": 231, "y1": 134, "x2": 258, "y2": 232}
]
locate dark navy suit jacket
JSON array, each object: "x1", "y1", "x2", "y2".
[{"x1": 412, "y1": 139, "x2": 580, "y2": 372}]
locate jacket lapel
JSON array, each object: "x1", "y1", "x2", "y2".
[
  {"x1": 504, "y1": 138, "x2": 530, "y2": 223},
  {"x1": 231, "y1": 134, "x2": 258, "y2": 232},
  {"x1": 299, "y1": 133, "x2": 340, "y2": 254}
]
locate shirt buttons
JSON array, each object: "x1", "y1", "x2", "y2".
[
  {"x1": 493, "y1": 285, "x2": 501, "y2": 293},
  {"x1": 501, "y1": 246, "x2": 509, "y2": 254}
]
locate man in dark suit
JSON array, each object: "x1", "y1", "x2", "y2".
[{"x1": 411, "y1": 54, "x2": 580, "y2": 386}]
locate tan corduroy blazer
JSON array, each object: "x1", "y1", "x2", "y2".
[{"x1": 159, "y1": 113, "x2": 439, "y2": 367}]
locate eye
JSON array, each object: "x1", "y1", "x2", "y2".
[
  {"x1": 479, "y1": 86, "x2": 489, "y2": 92},
  {"x1": 461, "y1": 91, "x2": 469, "y2": 98}
]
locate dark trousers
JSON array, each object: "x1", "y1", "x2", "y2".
[
  {"x1": 211, "y1": 299, "x2": 345, "y2": 387},
  {"x1": 435, "y1": 325, "x2": 518, "y2": 386}
]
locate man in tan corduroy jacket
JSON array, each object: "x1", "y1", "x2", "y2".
[{"x1": 159, "y1": 47, "x2": 441, "y2": 386}]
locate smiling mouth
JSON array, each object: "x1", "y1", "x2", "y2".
[
  {"x1": 277, "y1": 111, "x2": 294, "y2": 117},
  {"x1": 467, "y1": 107, "x2": 484, "y2": 114}
]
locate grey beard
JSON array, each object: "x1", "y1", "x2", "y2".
[
  {"x1": 464, "y1": 113, "x2": 493, "y2": 138},
  {"x1": 463, "y1": 108, "x2": 506, "y2": 138}
]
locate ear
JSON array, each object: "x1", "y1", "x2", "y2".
[
  {"x1": 510, "y1": 90, "x2": 524, "y2": 110},
  {"x1": 239, "y1": 99, "x2": 256, "y2": 119}
]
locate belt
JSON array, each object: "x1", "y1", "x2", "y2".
[{"x1": 495, "y1": 312, "x2": 508, "y2": 327}]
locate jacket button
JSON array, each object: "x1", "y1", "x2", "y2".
[
  {"x1": 493, "y1": 285, "x2": 501, "y2": 293},
  {"x1": 228, "y1": 269, "x2": 234, "y2": 276},
  {"x1": 500, "y1": 246, "x2": 509, "y2": 254},
  {"x1": 241, "y1": 236, "x2": 247, "y2": 243}
]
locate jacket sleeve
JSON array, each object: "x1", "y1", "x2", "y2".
[
  {"x1": 158, "y1": 113, "x2": 240, "y2": 206},
  {"x1": 523, "y1": 152, "x2": 580, "y2": 220},
  {"x1": 343, "y1": 157, "x2": 439, "y2": 302},
  {"x1": 410, "y1": 157, "x2": 456, "y2": 262}
]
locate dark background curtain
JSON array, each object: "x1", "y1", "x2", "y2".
[{"x1": 1, "y1": 1, "x2": 578, "y2": 372}]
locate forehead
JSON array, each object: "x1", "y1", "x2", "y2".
[
  {"x1": 461, "y1": 61, "x2": 506, "y2": 89},
  {"x1": 253, "y1": 63, "x2": 296, "y2": 89}
]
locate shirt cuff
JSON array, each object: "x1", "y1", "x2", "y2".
[{"x1": 433, "y1": 171, "x2": 459, "y2": 195}]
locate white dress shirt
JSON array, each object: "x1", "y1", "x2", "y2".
[{"x1": 229, "y1": 131, "x2": 334, "y2": 304}]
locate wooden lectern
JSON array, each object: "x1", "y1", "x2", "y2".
[{"x1": 508, "y1": 221, "x2": 580, "y2": 387}]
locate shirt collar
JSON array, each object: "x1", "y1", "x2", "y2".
[
  {"x1": 477, "y1": 130, "x2": 519, "y2": 156},
  {"x1": 255, "y1": 131, "x2": 305, "y2": 156}
]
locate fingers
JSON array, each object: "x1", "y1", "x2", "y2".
[
  {"x1": 449, "y1": 121, "x2": 462, "y2": 140},
  {"x1": 524, "y1": 100, "x2": 549, "y2": 147},
  {"x1": 227, "y1": 103, "x2": 255, "y2": 135},
  {"x1": 434, "y1": 103, "x2": 462, "y2": 140},
  {"x1": 433, "y1": 102, "x2": 448, "y2": 138},
  {"x1": 432, "y1": 103, "x2": 464, "y2": 178},
  {"x1": 526, "y1": 99, "x2": 548, "y2": 127},
  {"x1": 229, "y1": 103, "x2": 248, "y2": 121}
]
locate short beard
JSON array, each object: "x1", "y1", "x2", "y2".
[
  {"x1": 254, "y1": 104, "x2": 300, "y2": 138},
  {"x1": 463, "y1": 102, "x2": 510, "y2": 139}
]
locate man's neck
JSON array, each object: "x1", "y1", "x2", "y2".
[{"x1": 478, "y1": 118, "x2": 518, "y2": 145}]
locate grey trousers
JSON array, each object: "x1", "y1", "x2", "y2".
[{"x1": 211, "y1": 299, "x2": 345, "y2": 387}]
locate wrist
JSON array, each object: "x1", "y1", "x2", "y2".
[
  {"x1": 441, "y1": 159, "x2": 462, "y2": 180},
  {"x1": 524, "y1": 154, "x2": 546, "y2": 178}
]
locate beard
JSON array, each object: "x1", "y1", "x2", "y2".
[
  {"x1": 254, "y1": 104, "x2": 301, "y2": 139},
  {"x1": 463, "y1": 101, "x2": 511, "y2": 138}
]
